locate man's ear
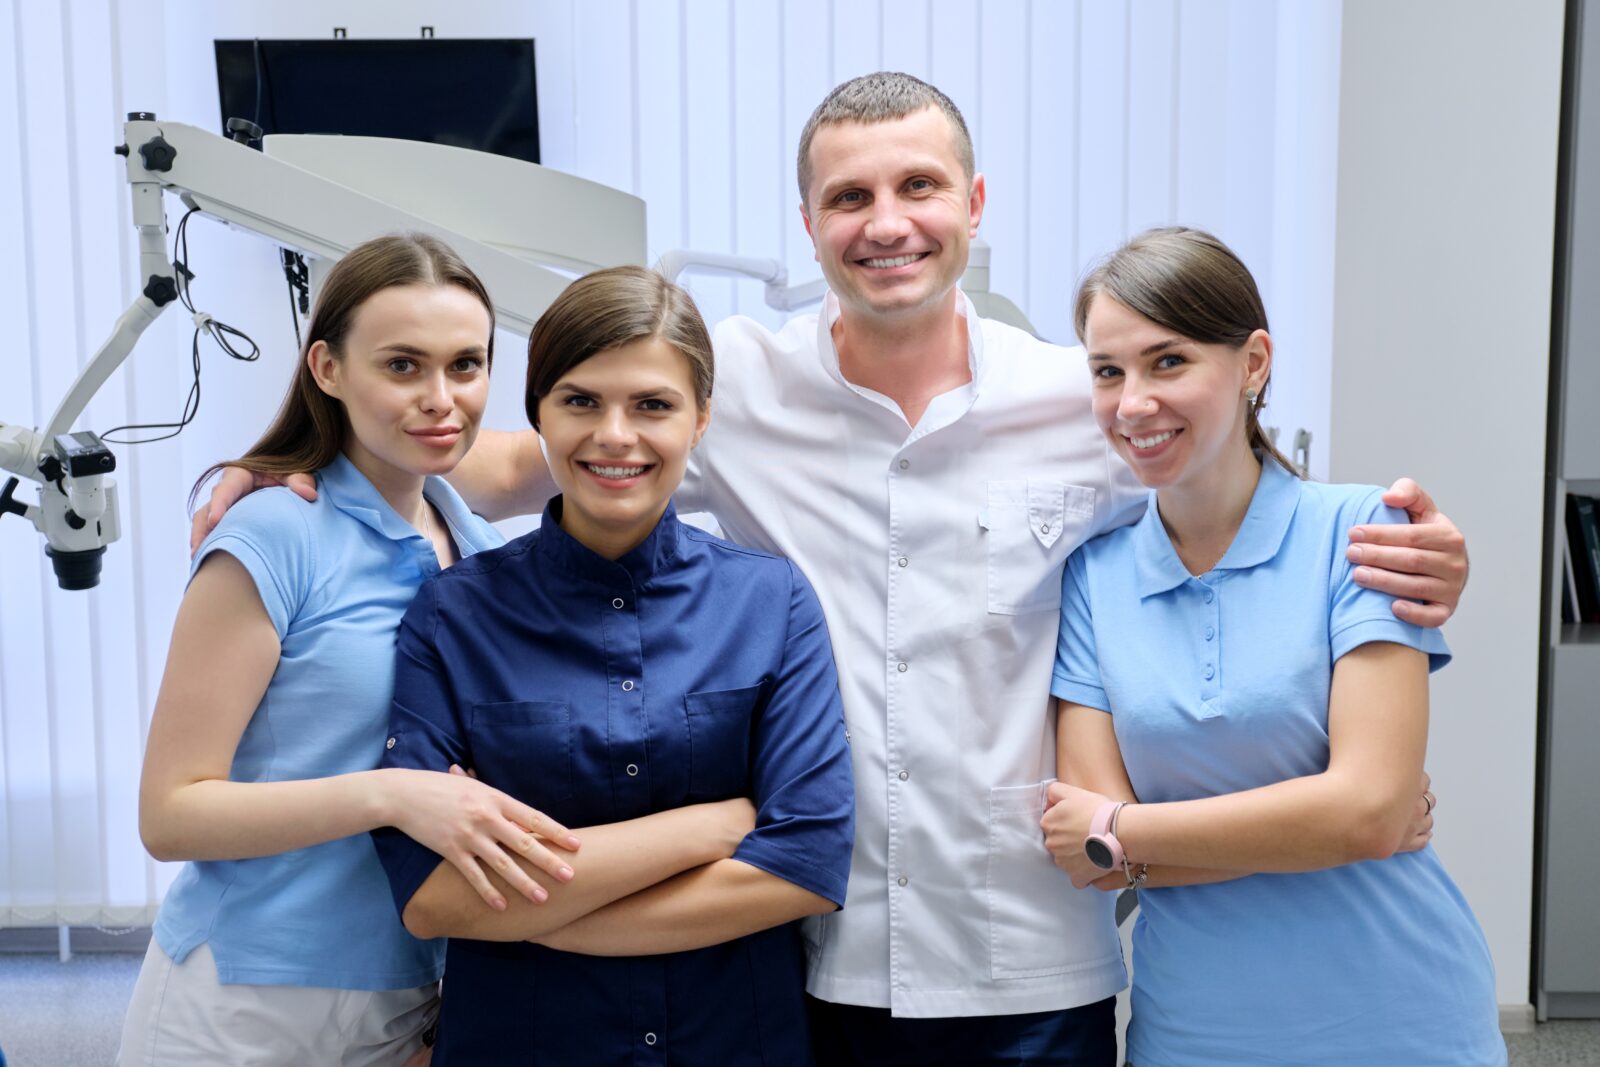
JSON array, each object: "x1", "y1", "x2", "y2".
[
  {"x1": 308, "y1": 341, "x2": 341, "y2": 399},
  {"x1": 967, "y1": 172, "x2": 987, "y2": 237},
  {"x1": 800, "y1": 201, "x2": 819, "y2": 261}
]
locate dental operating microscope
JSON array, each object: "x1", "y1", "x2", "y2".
[{"x1": 0, "y1": 112, "x2": 649, "y2": 590}]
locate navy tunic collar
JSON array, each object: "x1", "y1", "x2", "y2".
[{"x1": 536, "y1": 496, "x2": 683, "y2": 590}]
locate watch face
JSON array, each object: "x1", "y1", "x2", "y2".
[{"x1": 1085, "y1": 837, "x2": 1115, "y2": 870}]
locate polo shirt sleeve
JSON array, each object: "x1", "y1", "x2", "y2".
[
  {"x1": 371, "y1": 576, "x2": 470, "y2": 916},
  {"x1": 189, "y1": 488, "x2": 316, "y2": 641},
  {"x1": 1329, "y1": 491, "x2": 1451, "y2": 672},
  {"x1": 1050, "y1": 549, "x2": 1111, "y2": 711},
  {"x1": 730, "y1": 560, "x2": 855, "y2": 908}
]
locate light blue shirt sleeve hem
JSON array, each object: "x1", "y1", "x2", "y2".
[
  {"x1": 1331, "y1": 615, "x2": 1452, "y2": 673},
  {"x1": 192, "y1": 534, "x2": 292, "y2": 640},
  {"x1": 1050, "y1": 676, "x2": 1111, "y2": 712}
]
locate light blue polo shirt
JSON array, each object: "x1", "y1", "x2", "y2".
[
  {"x1": 153, "y1": 453, "x2": 503, "y2": 989},
  {"x1": 1052, "y1": 459, "x2": 1504, "y2": 1066}
]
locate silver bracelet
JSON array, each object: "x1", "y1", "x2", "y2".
[{"x1": 1109, "y1": 804, "x2": 1148, "y2": 888}]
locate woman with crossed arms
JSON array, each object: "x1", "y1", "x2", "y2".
[{"x1": 1041, "y1": 228, "x2": 1503, "y2": 1066}]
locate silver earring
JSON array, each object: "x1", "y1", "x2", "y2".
[{"x1": 1245, "y1": 388, "x2": 1258, "y2": 403}]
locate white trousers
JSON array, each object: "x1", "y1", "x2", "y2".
[{"x1": 117, "y1": 941, "x2": 438, "y2": 1066}]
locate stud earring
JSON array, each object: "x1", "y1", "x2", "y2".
[{"x1": 1245, "y1": 388, "x2": 1258, "y2": 403}]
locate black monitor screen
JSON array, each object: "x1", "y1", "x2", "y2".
[{"x1": 215, "y1": 39, "x2": 539, "y2": 164}]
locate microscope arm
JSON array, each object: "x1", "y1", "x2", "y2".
[{"x1": 4, "y1": 114, "x2": 649, "y2": 589}]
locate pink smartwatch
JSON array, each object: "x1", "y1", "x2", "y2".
[{"x1": 1084, "y1": 801, "x2": 1126, "y2": 871}]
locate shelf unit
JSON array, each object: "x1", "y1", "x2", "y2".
[{"x1": 1538, "y1": 0, "x2": 1600, "y2": 1021}]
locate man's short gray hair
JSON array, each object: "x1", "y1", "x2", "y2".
[{"x1": 796, "y1": 72, "x2": 975, "y2": 205}]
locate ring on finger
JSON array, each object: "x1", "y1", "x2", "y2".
[{"x1": 1423, "y1": 791, "x2": 1436, "y2": 815}]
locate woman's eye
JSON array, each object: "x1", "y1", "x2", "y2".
[
  {"x1": 639, "y1": 398, "x2": 672, "y2": 412},
  {"x1": 1093, "y1": 365, "x2": 1122, "y2": 379},
  {"x1": 1156, "y1": 354, "x2": 1185, "y2": 370},
  {"x1": 563, "y1": 394, "x2": 596, "y2": 408},
  {"x1": 452, "y1": 357, "x2": 485, "y2": 373},
  {"x1": 387, "y1": 358, "x2": 416, "y2": 374}
]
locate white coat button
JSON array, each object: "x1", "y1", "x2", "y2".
[
  {"x1": 1041, "y1": 523, "x2": 1051, "y2": 534},
  {"x1": 622, "y1": 680, "x2": 635, "y2": 691},
  {"x1": 898, "y1": 459, "x2": 910, "y2": 470},
  {"x1": 626, "y1": 763, "x2": 639, "y2": 777},
  {"x1": 897, "y1": 557, "x2": 908, "y2": 568},
  {"x1": 897, "y1": 876, "x2": 908, "y2": 887},
  {"x1": 612, "y1": 598, "x2": 625, "y2": 609},
  {"x1": 898, "y1": 770, "x2": 909, "y2": 781},
  {"x1": 896, "y1": 662, "x2": 908, "y2": 673},
  {"x1": 385, "y1": 737, "x2": 396, "y2": 750},
  {"x1": 644, "y1": 1032, "x2": 657, "y2": 1046}
]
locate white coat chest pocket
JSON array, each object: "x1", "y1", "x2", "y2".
[{"x1": 979, "y1": 479, "x2": 1095, "y2": 615}]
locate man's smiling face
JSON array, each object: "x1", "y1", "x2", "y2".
[{"x1": 800, "y1": 106, "x2": 985, "y2": 324}]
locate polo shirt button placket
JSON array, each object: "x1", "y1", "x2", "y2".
[{"x1": 1199, "y1": 583, "x2": 1221, "y2": 701}]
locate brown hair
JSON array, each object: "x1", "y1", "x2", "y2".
[
  {"x1": 797, "y1": 71, "x2": 975, "y2": 206},
  {"x1": 1073, "y1": 226, "x2": 1299, "y2": 476},
  {"x1": 524, "y1": 266, "x2": 713, "y2": 431},
  {"x1": 192, "y1": 233, "x2": 496, "y2": 505}
]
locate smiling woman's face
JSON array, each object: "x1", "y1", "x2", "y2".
[
  {"x1": 1083, "y1": 293, "x2": 1267, "y2": 493},
  {"x1": 536, "y1": 336, "x2": 710, "y2": 559},
  {"x1": 310, "y1": 282, "x2": 492, "y2": 485}
]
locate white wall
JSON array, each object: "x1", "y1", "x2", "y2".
[
  {"x1": 1329, "y1": 0, "x2": 1565, "y2": 1013},
  {"x1": 1, "y1": 0, "x2": 1342, "y2": 923}
]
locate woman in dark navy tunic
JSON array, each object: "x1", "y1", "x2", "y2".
[{"x1": 374, "y1": 266, "x2": 855, "y2": 1066}]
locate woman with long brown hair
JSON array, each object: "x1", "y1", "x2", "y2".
[{"x1": 118, "y1": 237, "x2": 754, "y2": 1065}]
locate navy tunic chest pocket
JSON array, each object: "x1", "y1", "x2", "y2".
[
  {"x1": 684, "y1": 683, "x2": 764, "y2": 800},
  {"x1": 468, "y1": 700, "x2": 573, "y2": 803}
]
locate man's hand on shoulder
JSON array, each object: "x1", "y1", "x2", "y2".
[
  {"x1": 189, "y1": 467, "x2": 317, "y2": 554},
  {"x1": 1346, "y1": 478, "x2": 1468, "y2": 629}
]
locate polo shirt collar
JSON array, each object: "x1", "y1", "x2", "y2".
[
  {"x1": 817, "y1": 288, "x2": 988, "y2": 395},
  {"x1": 1132, "y1": 458, "x2": 1302, "y2": 598},
  {"x1": 535, "y1": 496, "x2": 683, "y2": 589},
  {"x1": 316, "y1": 452, "x2": 499, "y2": 554}
]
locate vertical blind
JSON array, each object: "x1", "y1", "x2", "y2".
[{"x1": 0, "y1": 0, "x2": 1341, "y2": 925}]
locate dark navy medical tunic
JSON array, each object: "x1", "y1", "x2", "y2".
[{"x1": 374, "y1": 500, "x2": 854, "y2": 1066}]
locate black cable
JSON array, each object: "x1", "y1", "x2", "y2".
[
  {"x1": 280, "y1": 248, "x2": 309, "y2": 351},
  {"x1": 285, "y1": 264, "x2": 303, "y2": 351},
  {"x1": 100, "y1": 207, "x2": 261, "y2": 446}
]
